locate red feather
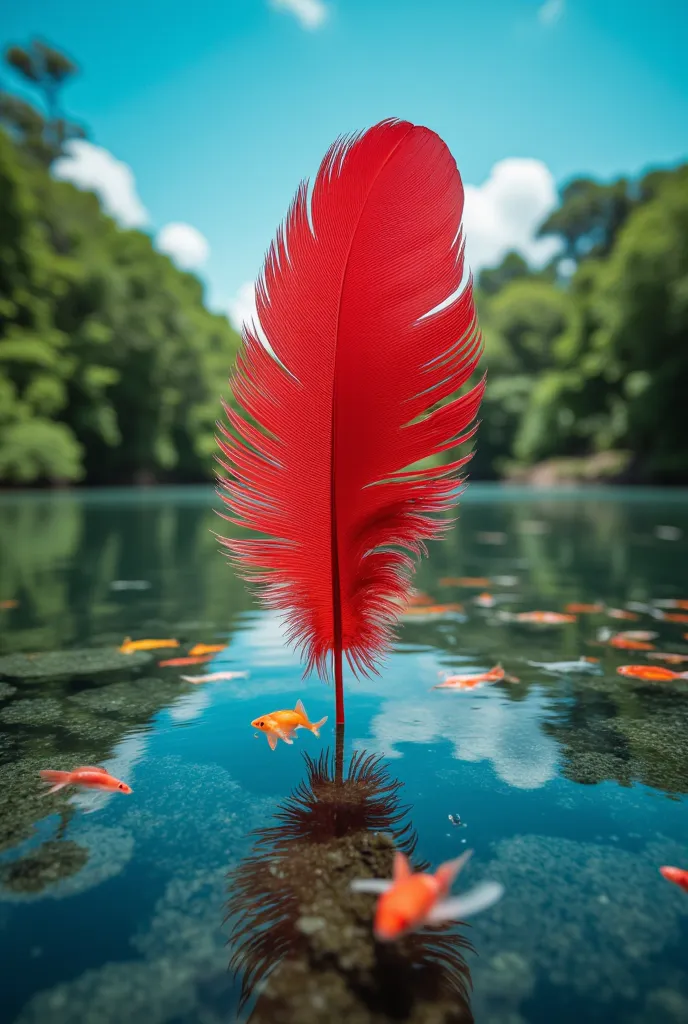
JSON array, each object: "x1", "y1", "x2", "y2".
[{"x1": 217, "y1": 119, "x2": 484, "y2": 725}]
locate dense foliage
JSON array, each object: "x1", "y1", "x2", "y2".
[
  {"x1": 474, "y1": 164, "x2": 688, "y2": 484},
  {"x1": 0, "y1": 41, "x2": 686, "y2": 486},
  {"x1": 0, "y1": 42, "x2": 242, "y2": 485}
]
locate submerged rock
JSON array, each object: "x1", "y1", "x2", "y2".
[
  {"x1": 244, "y1": 831, "x2": 473, "y2": 1023},
  {"x1": 0, "y1": 648, "x2": 152, "y2": 682},
  {"x1": 0, "y1": 840, "x2": 88, "y2": 894},
  {"x1": 0, "y1": 681, "x2": 17, "y2": 700}
]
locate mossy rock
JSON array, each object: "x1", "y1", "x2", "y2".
[
  {"x1": 0, "y1": 839, "x2": 88, "y2": 894},
  {"x1": 0, "y1": 648, "x2": 152, "y2": 682}
]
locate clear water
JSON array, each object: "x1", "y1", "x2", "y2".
[{"x1": 1, "y1": 486, "x2": 687, "y2": 1024}]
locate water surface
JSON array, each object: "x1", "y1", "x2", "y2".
[{"x1": 1, "y1": 486, "x2": 687, "y2": 1023}]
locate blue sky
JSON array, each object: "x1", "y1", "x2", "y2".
[{"x1": 3, "y1": 0, "x2": 687, "y2": 326}]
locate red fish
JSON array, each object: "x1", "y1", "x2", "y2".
[
  {"x1": 406, "y1": 592, "x2": 435, "y2": 607},
  {"x1": 474, "y1": 592, "x2": 495, "y2": 609},
  {"x1": 40, "y1": 766, "x2": 132, "y2": 795},
  {"x1": 617, "y1": 665, "x2": 688, "y2": 682},
  {"x1": 350, "y1": 850, "x2": 503, "y2": 941},
  {"x1": 251, "y1": 699, "x2": 328, "y2": 750},
  {"x1": 661, "y1": 613, "x2": 688, "y2": 624},
  {"x1": 609, "y1": 635, "x2": 655, "y2": 651},
  {"x1": 660, "y1": 866, "x2": 688, "y2": 893},
  {"x1": 653, "y1": 599, "x2": 688, "y2": 610},
  {"x1": 565, "y1": 603, "x2": 604, "y2": 614}
]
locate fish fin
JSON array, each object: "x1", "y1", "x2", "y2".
[
  {"x1": 435, "y1": 850, "x2": 473, "y2": 896},
  {"x1": 426, "y1": 881, "x2": 504, "y2": 924},
  {"x1": 39, "y1": 770, "x2": 70, "y2": 785},
  {"x1": 311, "y1": 715, "x2": 328, "y2": 737},
  {"x1": 276, "y1": 727, "x2": 294, "y2": 745},
  {"x1": 73, "y1": 766, "x2": 109, "y2": 774},
  {"x1": 267, "y1": 733, "x2": 278, "y2": 751},
  {"x1": 393, "y1": 851, "x2": 412, "y2": 883},
  {"x1": 350, "y1": 879, "x2": 394, "y2": 895},
  {"x1": 295, "y1": 698, "x2": 307, "y2": 719},
  {"x1": 41, "y1": 782, "x2": 68, "y2": 795}
]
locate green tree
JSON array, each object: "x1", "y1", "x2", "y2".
[{"x1": 1, "y1": 39, "x2": 85, "y2": 165}]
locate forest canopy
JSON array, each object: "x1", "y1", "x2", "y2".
[{"x1": 1, "y1": 40, "x2": 686, "y2": 486}]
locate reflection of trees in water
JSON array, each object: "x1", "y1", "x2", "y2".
[
  {"x1": 0, "y1": 494, "x2": 253, "y2": 655},
  {"x1": 226, "y1": 743, "x2": 473, "y2": 1023}
]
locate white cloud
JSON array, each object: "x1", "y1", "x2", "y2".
[
  {"x1": 226, "y1": 280, "x2": 258, "y2": 333},
  {"x1": 358, "y1": 687, "x2": 559, "y2": 790},
  {"x1": 463, "y1": 158, "x2": 562, "y2": 272},
  {"x1": 270, "y1": 0, "x2": 328, "y2": 29},
  {"x1": 156, "y1": 222, "x2": 210, "y2": 270},
  {"x1": 538, "y1": 0, "x2": 565, "y2": 25},
  {"x1": 53, "y1": 140, "x2": 149, "y2": 228}
]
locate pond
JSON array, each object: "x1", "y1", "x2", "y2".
[{"x1": 1, "y1": 485, "x2": 687, "y2": 1024}]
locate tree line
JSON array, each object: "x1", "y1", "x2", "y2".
[{"x1": 1, "y1": 40, "x2": 686, "y2": 486}]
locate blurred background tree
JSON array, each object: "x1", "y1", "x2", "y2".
[
  {"x1": 0, "y1": 39, "x2": 242, "y2": 486},
  {"x1": 0, "y1": 39, "x2": 686, "y2": 487}
]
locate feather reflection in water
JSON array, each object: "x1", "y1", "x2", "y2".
[{"x1": 225, "y1": 744, "x2": 473, "y2": 1023}]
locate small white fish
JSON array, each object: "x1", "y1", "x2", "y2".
[
  {"x1": 625, "y1": 602, "x2": 664, "y2": 618},
  {"x1": 110, "y1": 580, "x2": 151, "y2": 591},
  {"x1": 180, "y1": 671, "x2": 249, "y2": 684},
  {"x1": 492, "y1": 576, "x2": 519, "y2": 587},
  {"x1": 527, "y1": 657, "x2": 603, "y2": 675}
]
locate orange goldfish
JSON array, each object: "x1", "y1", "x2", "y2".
[
  {"x1": 350, "y1": 849, "x2": 503, "y2": 941},
  {"x1": 647, "y1": 653, "x2": 688, "y2": 665},
  {"x1": 512, "y1": 610, "x2": 576, "y2": 625},
  {"x1": 565, "y1": 603, "x2": 604, "y2": 614},
  {"x1": 660, "y1": 866, "x2": 688, "y2": 893},
  {"x1": 653, "y1": 599, "x2": 688, "y2": 610},
  {"x1": 406, "y1": 592, "x2": 435, "y2": 607},
  {"x1": 617, "y1": 665, "x2": 688, "y2": 682},
  {"x1": 40, "y1": 765, "x2": 132, "y2": 795},
  {"x1": 401, "y1": 602, "x2": 465, "y2": 620},
  {"x1": 474, "y1": 592, "x2": 496, "y2": 609},
  {"x1": 0, "y1": 599, "x2": 18, "y2": 610},
  {"x1": 661, "y1": 613, "x2": 688, "y2": 624},
  {"x1": 252, "y1": 699, "x2": 328, "y2": 750},
  {"x1": 609, "y1": 635, "x2": 655, "y2": 651},
  {"x1": 433, "y1": 665, "x2": 518, "y2": 690},
  {"x1": 606, "y1": 609, "x2": 639, "y2": 621},
  {"x1": 158, "y1": 655, "x2": 212, "y2": 667},
  {"x1": 120, "y1": 637, "x2": 179, "y2": 654},
  {"x1": 188, "y1": 643, "x2": 227, "y2": 656}
]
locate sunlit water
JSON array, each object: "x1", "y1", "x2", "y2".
[{"x1": 1, "y1": 486, "x2": 688, "y2": 1024}]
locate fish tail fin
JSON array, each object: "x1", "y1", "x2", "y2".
[
  {"x1": 39, "y1": 770, "x2": 70, "y2": 795},
  {"x1": 311, "y1": 715, "x2": 328, "y2": 738},
  {"x1": 435, "y1": 850, "x2": 473, "y2": 897}
]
